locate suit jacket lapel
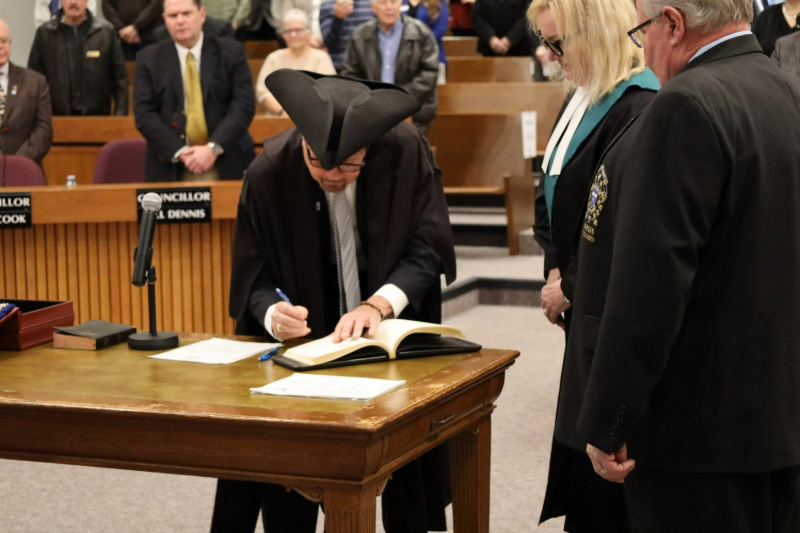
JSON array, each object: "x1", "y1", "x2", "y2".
[
  {"x1": 200, "y1": 37, "x2": 218, "y2": 102},
  {"x1": 162, "y1": 43, "x2": 184, "y2": 110},
  {"x1": 3, "y1": 63, "x2": 23, "y2": 124}
]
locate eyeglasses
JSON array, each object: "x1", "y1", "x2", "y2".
[
  {"x1": 536, "y1": 30, "x2": 563, "y2": 57},
  {"x1": 306, "y1": 144, "x2": 366, "y2": 173},
  {"x1": 283, "y1": 28, "x2": 309, "y2": 36},
  {"x1": 627, "y1": 13, "x2": 663, "y2": 48},
  {"x1": 0, "y1": 38, "x2": 11, "y2": 47}
]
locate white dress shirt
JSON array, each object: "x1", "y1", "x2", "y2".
[
  {"x1": 172, "y1": 34, "x2": 204, "y2": 160},
  {"x1": 264, "y1": 180, "x2": 410, "y2": 338}
]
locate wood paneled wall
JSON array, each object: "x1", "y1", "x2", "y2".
[{"x1": 0, "y1": 183, "x2": 242, "y2": 335}]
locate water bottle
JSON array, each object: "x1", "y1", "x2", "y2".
[{"x1": 66, "y1": 175, "x2": 77, "y2": 187}]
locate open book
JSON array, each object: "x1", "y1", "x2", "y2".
[{"x1": 272, "y1": 319, "x2": 481, "y2": 371}]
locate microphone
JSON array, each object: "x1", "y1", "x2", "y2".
[
  {"x1": 128, "y1": 191, "x2": 178, "y2": 350},
  {"x1": 132, "y1": 192, "x2": 162, "y2": 287}
]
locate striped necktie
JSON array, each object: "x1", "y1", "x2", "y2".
[
  {"x1": 330, "y1": 192, "x2": 361, "y2": 314},
  {"x1": 185, "y1": 52, "x2": 208, "y2": 146}
]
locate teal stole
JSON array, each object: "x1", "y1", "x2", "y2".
[{"x1": 543, "y1": 68, "x2": 660, "y2": 221}]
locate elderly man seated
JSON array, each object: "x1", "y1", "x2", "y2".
[
  {"x1": 255, "y1": 9, "x2": 336, "y2": 114},
  {"x1": 339, "y1": 0, "x2": 438, "y2": 133}
]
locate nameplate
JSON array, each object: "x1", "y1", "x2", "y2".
[
  {"x1": 0, "y1": 192, "x2": 33, "y2": 228},
  {"x1": 136, "y1": 187, "x2": 212, "y2": 224}
]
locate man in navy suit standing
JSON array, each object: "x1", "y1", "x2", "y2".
[{"x1": 134, "y1": 0, "x2": 256, "y2": 182}]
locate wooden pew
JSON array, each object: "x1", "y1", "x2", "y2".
[
  {"x1": 243, "y1": 40, "x2": 281, "y2": 59},
  {"x1": 43, "y1": 116, "x2": 294, "y2": 185},
  {"x1": 442, "y1": 36, "x2": 480, "y2": 57},
  {"x1": 446, "y1": 56, "x2": 532, "y2": 83}
]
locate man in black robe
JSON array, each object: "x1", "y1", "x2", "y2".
[{"x1": 212, "y1": 69, "x2": 456, "y2": 533}]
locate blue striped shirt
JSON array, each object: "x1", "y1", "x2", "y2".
[{"x1": 319, "y1": 0, "x2": 376, "y2": 71}]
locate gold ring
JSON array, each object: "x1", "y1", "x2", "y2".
[
  {"x1": 599, "y1": 468, "x2": 608, "y2": 476},
  {"x1": 276, "y1": 323, "x2": 282, "y2": 333},
  {"x1": 542, "y1": 308, "x2": 548, "y2": 317}
]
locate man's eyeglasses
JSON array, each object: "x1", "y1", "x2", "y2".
[
  {"x1": 536, "y1": 30, "x2": 563, "y2": 57},
  {"x1": 306, "y1": 144, "x2": 367, "y2": 173},
  {"x1": 627, "y1": 13, "x2": 663, "y2": 48},
  {"x1": 283, "y1": 28, "x2": 309, "y2": 36},
  {"x1": 0, "y1": 38, "x2": 10, "y2": 47}
]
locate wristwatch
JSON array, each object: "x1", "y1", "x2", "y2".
[{"x1": 207, "y1": 142, "x2": 224, "y2": 156}]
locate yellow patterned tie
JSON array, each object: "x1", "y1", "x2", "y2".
[{"x1": 185, "y1": 52, "x2": 208, "y2": 146}]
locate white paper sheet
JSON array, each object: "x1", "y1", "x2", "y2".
[
  {"x1": 149, "y1": 338, "x2": 281, "y2": 364},
  {"x1": 250, "y1": 373, "x2": 405, "y2": 401}
]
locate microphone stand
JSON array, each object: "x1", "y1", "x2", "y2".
[{"x1": 128, "y1": 257, "x2": 179, "y2": 350}]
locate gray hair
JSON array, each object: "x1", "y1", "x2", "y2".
[
  {"x1": 641, "y1": 0, "x2": 752, "y2": 31},
  {"x1": 283, "y1": 8, "x2": 310, "y2": 28}
]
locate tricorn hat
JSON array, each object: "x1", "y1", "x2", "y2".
[{"x1": 266, "y1": 69, "x2": 421, "y2": 170}]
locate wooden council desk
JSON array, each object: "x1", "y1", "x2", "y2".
[{"x1": 0, "y1": 334, "x2": 519, "y2": 533}]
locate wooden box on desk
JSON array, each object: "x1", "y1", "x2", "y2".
[{"x1": 0, "y1": 300, "x2": 75, "y2": 351}]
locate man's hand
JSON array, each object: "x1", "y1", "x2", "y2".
[
  {"x1": 180, "y1": 145, "x2": 217, "y2": 174},
  {"x1": 119, "y1": 25, "x2": 141, "y2": 44},
  {"x1": 333, "y1": 0, "x2": 354, "y2": 19},
  {"x1": 271, "y1": 302, "x2": 311, "y2": 341},
  {"x1": 541, "y1": 277, "x2": 571, "y2": 326},
  {"x1": 587, "y1": 444, "x2": 635, "y2": 483},
  {"x1": 310, "y1": 35, "x2": 322, "y2": 48},
  {"x1": 333, "y1": 296, "x2": 392, "y2": 343},
  {"x1": 490, "y1": 36, "x2": 509, "y2": 55}
]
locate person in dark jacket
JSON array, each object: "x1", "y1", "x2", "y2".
[
  {"x1": 134, "y1": 0, "x2": 256, "y2": 182},
  {"x1": 567, "y1": 1, "x2": 800, "y2": 532},
  {"x1": 340, "y1": 0, "x2": 438, "y2": 133},
  {"x1": 529, "y1": 0, "x2": 659, "y2": 531},
  {"x1": 103, "y1": 0, "x2": 164, "y2": 61},
  {"x1": 753, "y1": 0, "x2": 800, "y2": 57},
  {"x1": 471, "y1": 0, "x2": 530, "y2": 56},
  {"x1": 0, "y1": 19, "x2": 53, "y2": 166},
  {"x1": 28, "y1": 0, "x2": 128, "y2": 116}
]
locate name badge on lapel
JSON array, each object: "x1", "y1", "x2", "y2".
[
  {"x1": 583, "y1": 165, "x2": 609, "y2": 243},
  {"x1": 86, "y1": 50, "x2": 101, "y2": 58},
  {"x1": 10, "y1": 86, "x2": 17, "y2": 96}
]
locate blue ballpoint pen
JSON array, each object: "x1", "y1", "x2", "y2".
[
  {"x1": 275, "y1": 288, "x2": 292, "y2": 304},
  {"x1": 259, "y1": 347, "x2": 279, "y2": 361}
]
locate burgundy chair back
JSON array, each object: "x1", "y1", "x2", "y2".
[
  {"x1": 0, "y1": 155, "x2": 47, "y2": 187},
  {"x1": 93, "y1": 138, "x2": 147, "y2": 184}
]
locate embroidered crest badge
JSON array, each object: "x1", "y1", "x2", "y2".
[{"x1": 582, "y1": 165, "x2": 609, "y2": 242}]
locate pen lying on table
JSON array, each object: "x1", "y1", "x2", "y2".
[{"x1": 259, "y1": 347, "x2": 279, "y2": 362}]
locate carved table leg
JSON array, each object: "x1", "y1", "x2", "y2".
[
  {"x1": 324, "y1": 483, "x2": 379, "y2": 533},
  {"x1": 450, "y1": 414, "x2": 492, "y2": 533}
]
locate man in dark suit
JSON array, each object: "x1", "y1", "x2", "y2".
[
  {"x1": 0, "y1": 19, "x2": 52, "y2": 166},
  {"x1": 554, "y1": 1, "x2": 800, "y2": 531},
  {"x1": 134, "y1": 0, "x2": 256, "y2": 182}
]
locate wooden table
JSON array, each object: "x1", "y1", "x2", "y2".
[{"x1": 0, "y1": 334, "x2": 519, "y2": 532}]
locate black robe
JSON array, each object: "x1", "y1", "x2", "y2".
[
  {"x1": 214, "y1": 122, "x2": 457, "y2": 533},
  {"x1": 535, "y1": 87, "x2": 656, "y2": 532}
]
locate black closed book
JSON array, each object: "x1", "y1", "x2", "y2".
[
  {"x1": 53, "y1": 320, "x2": 137, "y2": 350},
  {"x1": 272, "y1": 334, "x2": 482, "y2": 371}
]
